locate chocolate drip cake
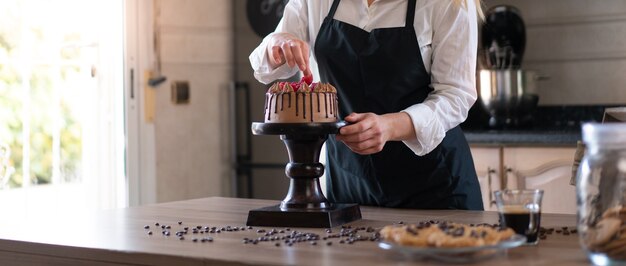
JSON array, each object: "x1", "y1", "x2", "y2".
[{"x1": 264, "y1": 80, "x2": 338, "y2": 123}]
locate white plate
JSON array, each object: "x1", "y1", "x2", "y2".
[{"x1": 378, "y1": 234, "x2": 527, "y2": 263}]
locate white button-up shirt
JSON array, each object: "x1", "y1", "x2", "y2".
[{"x1": 250, "y1": 0, "x2": 478, "y2": 156}]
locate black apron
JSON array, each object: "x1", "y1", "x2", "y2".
[{"x1": 314, "y1": 0, "x2": 483, "y2": 210}]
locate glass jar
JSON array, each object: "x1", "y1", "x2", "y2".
[{"x1": 577, "y1": 123, "x2": 626, "y2": 265}]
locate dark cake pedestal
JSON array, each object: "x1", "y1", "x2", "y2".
[{"x1": 246, "y1": 122, "x2": 362, "y2": 228}]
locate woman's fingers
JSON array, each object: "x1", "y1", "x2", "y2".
[
  {"x1": 303, "y1": 67, "x2": 312, "y2": 78},
  {"x1": 341, "y1": 135, "x2": 384, "y2": 155},
  {"x1": 281, "y1": 42, "x2": 295, "y2": 68},
  {"x1": 270, "y1": 46, "x2": 284, "y2": 65},
  {"x1": 302, "y1": 42, "x2": 310, "y2": 70},
  {"x1": 289, "y1": 41, "x2": 307, "y2": 72},
  {"x1": 267, "y1": 33, "x2": 310, "y2": 74},
  {"x1": 340, "y1": 113, "x2": 371, "y2": 135}
]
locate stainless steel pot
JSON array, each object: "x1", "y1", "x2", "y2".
[{"x1": 476, "y1": 69, "x2": 547, "y2": 127}]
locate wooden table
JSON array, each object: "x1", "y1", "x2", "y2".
[{"x1": 0, "y1": 197, "x2": 589, "y2": 265}]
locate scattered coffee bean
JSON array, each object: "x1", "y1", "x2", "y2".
[
  {"x1": 142, "y1": 222, "x2": 384, "y2": 248},
  {"x1": 155, "y1": 222, "x2": 160, "y2": 226}
]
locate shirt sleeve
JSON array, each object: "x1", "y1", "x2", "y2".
[
  {"x1": 401, "y1": 1, "x2": 478, "y2": 156},
  {"x1": 249, "y1": 0, "x2": 310, "y2": 85}
]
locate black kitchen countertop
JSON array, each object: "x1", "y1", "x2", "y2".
[
  {"x1": 463, "y1": 129, "x2": 581, "y2": 146},
  {"x1": 460, "y1": 105, "x2": 612, "y2": 146}
]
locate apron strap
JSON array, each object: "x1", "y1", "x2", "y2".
[
  {"x1": 327, "y1": 0, "x2": 341, "y2": 19},
  {"x1": 405, "y1": 0, "x2": 417, "y2": 28}
]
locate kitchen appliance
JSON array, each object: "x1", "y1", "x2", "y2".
[
  {"x1": 477, "y1": 70, "x2": 543, "y2": 127},
  {"x1": 481, "y1": 5, "x2": 526, "y2": 69},
  {"x1": 477, "y1": 5, "x2": 545, "y2": 128}
]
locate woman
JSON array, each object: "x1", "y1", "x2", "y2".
[{"x1": 250, "y1": 0, "x2": 484, "y2": 210}]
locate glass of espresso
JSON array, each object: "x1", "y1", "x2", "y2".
[{"x1": 494, "y1": 189, "x2": 544, "y2": 245}]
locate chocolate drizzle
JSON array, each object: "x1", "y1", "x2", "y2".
[
  {"x1": 301, "y1": 92, "x2": 306, "y2": 120},
  {"x1": 309, "y1": 92, "x2": 314, "y2": 122},
  {"x1": 287, "y1": 93, "x2": 291, "y2": 108},
  {"x1": 295, "y1": 93, "x2": 299, "y2": 117},
  {"x1": 266, "y1": 94, "x2": 274, "y2": 121},
  {"x1": 330, "y1": 94, "x2": 339, "y2": 117},
  {"x1": 324, "y1": 93, "x2": 329, "y2": 118},
  {"x1": 280, "y1": 94, "x2": 285, "y2": 111},
  {"x1": 317, "y1": 94, "x2": 321, "y2": 113}
]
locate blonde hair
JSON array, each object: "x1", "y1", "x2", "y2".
[{"x1": 454, "y1": 0, "x2": 484, "y2": 20}]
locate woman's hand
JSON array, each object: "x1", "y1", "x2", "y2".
[
  {"x1": 266, "y1": 32, "x2": 312, "y2": 77},
  {"x1": 336, "y1": 112, "x2": 416, "y2": 155},
  {"x1": 336, "y1": 113, "x2": 391, "y2": 155}
]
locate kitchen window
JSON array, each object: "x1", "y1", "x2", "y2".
[{"x1": 0, "y1": 0, "x2": 126, "y2": 220}]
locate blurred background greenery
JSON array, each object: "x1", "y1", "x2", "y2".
[{"x1": 0, "y1": 0, "x2": 83, "y2": 189}]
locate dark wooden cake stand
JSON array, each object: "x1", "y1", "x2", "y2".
[{"x1": 245, "y1": 121, "x2": 362, "y2": 228}]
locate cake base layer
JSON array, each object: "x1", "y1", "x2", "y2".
[{"x1": 265, "y1": 92, "x2": 338, "y2": 123}]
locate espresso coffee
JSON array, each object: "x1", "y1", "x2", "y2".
[{"x1": 499, "y1": 206, "x2": 541, "y2": 244}]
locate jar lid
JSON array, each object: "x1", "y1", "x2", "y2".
[{"x1": 582, "y1": 122, "x2": 626, "y2": 145}]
